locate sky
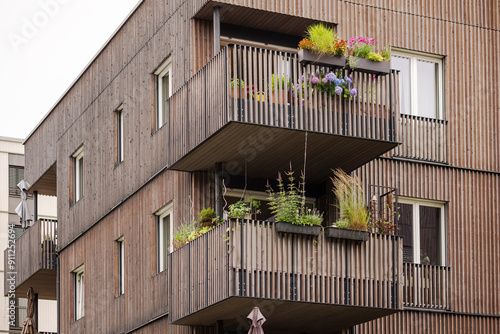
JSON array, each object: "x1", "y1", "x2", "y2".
[{"x1": 0, "y1": 0, "x2": 141, "y2": 140}]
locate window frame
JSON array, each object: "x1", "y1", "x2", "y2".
[
  {"x1": 117, "y1": 236, "x2": 125, "y2": 296},
  {"x1": 72, "y1": 147, "x2": 84, "y2": 203},
  {"x1": 73, "y1": 264, "x2": 85, "y2": 320},
  {"x1": 399, "y1": 197, "x2": 446, "y2": 266},
  {"x1": 154, "y1": 58, "x2": 172, "y2": 130},
  {"x1": 116, "y1": 104, "x2": 124, "y2": 164},
  {"x1": 9, "y1": 165, "x2": 24, "y2": 197},
  {"x1": 155, "y1": 202, "x2": 173, "y2": 273},
  {"x1": 392, "y1": 49, "x2": 444, "y2": 119}
]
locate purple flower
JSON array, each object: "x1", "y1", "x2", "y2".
[
  {"x1": 350, "y1": 88, "x2": 358, "y2": 96},
  {"x1": 344, "y1": 76, "x2": 352, "y2": 84},
  {"x1": 334, "y1": 78, "x2": 341, "y2": 86},
  {"x1": 340, "y1": 79, "x2": 345, "y2": 85},
  {"x1": 312, "y1": 77, "x2": 320, "y2": 84},
  {"x1": 322, "y1": 77, "x2": 329, "y2": 84},
  {"x1": 325, "y1": 72, "x2": 336, "y2": 82},
  {"x1": 335, "y1": 86, "x2": 343, "y2": 95}
]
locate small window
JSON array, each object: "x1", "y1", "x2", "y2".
[
  {"x1": 72, "y1": 147, "x2": 84, "y2": 203},
  {"x1": 9, "y1": 166, "x2": 24, "y2": 196},
  {"x1": 155, "y1": 202, "x2": 173, "y2": 273},
  {"x1": 154, "y1": 58, "x2": 172, "y2": 130},
  {"x1": 398, "y1": 198, "x2": 446, "y2": 266},
  {"x1": 391, "y1": 51, "x2": 444, "y2": 119},
  {"x1": 116, "y1": 105, "x2": 124, "y2": 163},
  {"x1": 117, "y1": 237, "x2": 125, "y2": 296},
  {"x1": 73, "y1": 265, "x2": 85, "y2": 320}
]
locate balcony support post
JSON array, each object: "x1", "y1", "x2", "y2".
[
  {"x1": 34, "y1": 190, "x2": 38, "y2": 222},
  {"x1": 216, "y1": 320, "x2": 224, "y2": 334},
  {"x1": 215, "y1": 162, "x2": 224, "y2": 218},
  {"x1": 213, "y1": 6, "x2": 220, "y2": 55}
]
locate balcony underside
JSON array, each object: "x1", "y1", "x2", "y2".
[
  {"x1": 170, "y1": 122, "x2": 398, "y2": 183},
  {"x1": 14, "y1": 269, "x2": 56, "y2": 300},
  {"x1": 174, "y1": 296, "x2": 398, "y2": 332}
]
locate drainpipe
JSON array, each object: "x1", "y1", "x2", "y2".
[{"x1": 213, "y1": 6, "x2": 221, "y2": 55}]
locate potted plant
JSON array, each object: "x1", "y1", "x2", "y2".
[
  {"x1": 266, "y1": 167, "x2": 322, "y2": 236},
  {"x1": 230, "y1": 78, "x2": 245, "y2": 99},
  {"x1": 298, "y1": 23, "x2": 347, "y2": 68},
  {"x1": 346, "y1": 36, "x2": 391, "y2": 76},
  {"x1": 269, "y1": 74, "x2": 290, "y2": 104},
  {"x1": 326, "y1": 169, "x2": 369, "y2": 241},
  {"x1": 227, "y1": 198, "x2": 261, "y2": 219},
  {"x1": 199, "y1": 207, "x2": 217, "y2": 228}
]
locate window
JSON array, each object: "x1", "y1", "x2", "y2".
[
  {"x1": 399, "y1": 198, "x2": 446, "y2": 266},
  {"x1": 155, "y1": 202, "x2": 173, "y2": 272},
  {"x1": 391, "y1": 51, "x2": 443, "y2": 119},
  {"x1": 73, "y1": 265, "x2": 85, "y2": 320},
  {"x1": 72, "y1": 147, "x2": 84, "y2": 202},
  {"x1": 9, "y1": 166, "x2": 24, "y2": 196},
  {"x1": 154, "y1": 58, "x2": 172, "y2": 130},
  {"x1": 116, "y1": 105, "x2": 124, "y2": 163},
  {"x1": 117, "y1": 237, "x2": 125, "y2": 296}
]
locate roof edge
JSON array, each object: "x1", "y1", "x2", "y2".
[{"x1": 24, "y1": 0, "x2": 145, "y2": 144}]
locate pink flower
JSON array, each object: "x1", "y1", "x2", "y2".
[
  {"x1": 369, "y1": 38, "x2": 376, "y2": 43},
  {"x1": 322, "y1": 77, "x2": 328, "y2": 84},
  {"x1": 312, "y1": 77, "x2": 320, "y2": 84}
]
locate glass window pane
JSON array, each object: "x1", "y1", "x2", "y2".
[
  {"x1": 391, "y1": 56, "x2": 411, "y2": 115},
  {"x1": 399, "y1": 203, "x2": 413, "y2": 262},
  {"x1": 416, "y1": 60, "x2": 437, "y2": 118},
  {"x1": 419, "y1": 206, "x2": 440, "y2": 265},
  {"x1": 161, "y1": 75, "x2": 169, "y2": 127},
  {"x1": 162, "y1": 214, "x2": 170, "y2": 269}
]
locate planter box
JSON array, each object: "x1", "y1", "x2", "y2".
[
  {"x1": 275, "y1": 221, "x2": 321, "y2": 236},
  {"x1": 347, "y1": 57, "x2": 391, "y2": 76},
  {"x1": 325, "y1": 227, "x2": 369, "y2": 241},
  {"x1": 298, "y1": 49, "x2": 346, "y2": 68}
]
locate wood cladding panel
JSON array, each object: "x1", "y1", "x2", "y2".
[
  {"x1": 60, "y1": 170, "x2": 197, "y2": 333},
  {"x1": 356, "y1": 158, "x2": 500, "y2": 316},
  {"x1": 357, "y1": 309, "x2": 500, "y2": 334}
]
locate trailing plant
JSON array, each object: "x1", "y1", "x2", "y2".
[
  {"x1": 331, "y1": 168, "x2": 369, "y2": 231},
  {"x1": 172, "y1": 221, "x2": 216, "y2": 250},
  {"x1": 227, "y1": 198, "x2": 261, "y2": 219}
]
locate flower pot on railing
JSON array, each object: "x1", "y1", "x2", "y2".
[
  {"x1": 270, "y1": 89, "x2": 288, "y2": 104},
  {"x1": 231, "y1": 87, "x2": 246, "y2": 99},
  {"x1": 347, "y1": 57, "x2": 391, "y2": 76},
  {"x1": 325, "y1": 226, "x2": 369, "y2": 241},
  {"x1": 298, "y1": 49, "x2": 346, "y2": 68},
  {"x1": 275, "y1": 221, "x2": 321, "y2": 236}
]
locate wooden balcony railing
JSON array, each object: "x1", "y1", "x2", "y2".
[
  {"x1": 4, "y1": 219, "x2": 57, "y2": 298},
  {"x1": 164, "y1": 44, "x2": 399, "y2": 168},
  {"x1": 169, "y1": 219, "x2": 403, "y2": 324},
  {"x1": 402, "y1": 263, "x2": 450, "y2": 310},
  {"x1": 391, "y1": 114, "x2": 448, "y2": 163}
]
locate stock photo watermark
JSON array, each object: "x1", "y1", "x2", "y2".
[
  {"x1": 6, "y1": 223, "x2": 17, "y2": 326},
  {"x1": 7, "y1": 0, "x2": 73, "y2": 52}
]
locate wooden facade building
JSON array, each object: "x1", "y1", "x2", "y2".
[{"x1": 8, "y1": 0, "x2": 500, "y2": 333}]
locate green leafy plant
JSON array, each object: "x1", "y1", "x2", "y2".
[
  {"x1": 270, "y1": 74, "x2": 290, "y2": 91},
  {"x1": 231, "y1": 78, "x2": 245, "y2": 87},
  {"x1": 172, "y1": 221, "x2": 216, "y2": 250},
  {"x1": 267, "y1": 166, "x2": 322, "y2": 226},
  {"x1": 228, "y1": 198, "x2": 261, "y2": 219},
  {"x1": 347, "y1": 36, "x2": 390, "y2": 62},
  {"x1": 199, "y1": 207, "x2": 216, "y2": 223},
  {"x1": 331, "y1": 168, "x2": 369, "y2": 231},
  {"x1": 305, "y1": 23, "x2": 339, "y2": 57}
]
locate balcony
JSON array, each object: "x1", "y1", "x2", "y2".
[
  {"x1": 4, "y1": 219, "x2": 57, "y2": 300},
  {"x1": 164, "y1": 44, "x2": 399, "y2": 182},
  {"x1": 169, "y1": 220, "x2": 403, "y2": 332},
  {"x1": 402, "y1": 263, "x2": 450, "y2": 310}
]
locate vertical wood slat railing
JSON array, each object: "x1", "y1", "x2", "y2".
[
  {"x1": 3, "y1": 219, "x2": 57, "y2": 294},
  {"x1": 402, "y1": 263, "x2": 450, "y2": 310},
  {"x1": 169, "y1": 219, "x2": 403, "y2": 323},
  {"x1": 39, "y1": 219, "x2": 58, "y2": 270},
  {"x1": 392, "y1": 114, "x2": 448, "y2": 163},
  {"x1": 228, "y1": 45, "x2": 399, "y2": 142},
  {"x1": 165, "y1": 45, "x2": 399, "y2": 168}
]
